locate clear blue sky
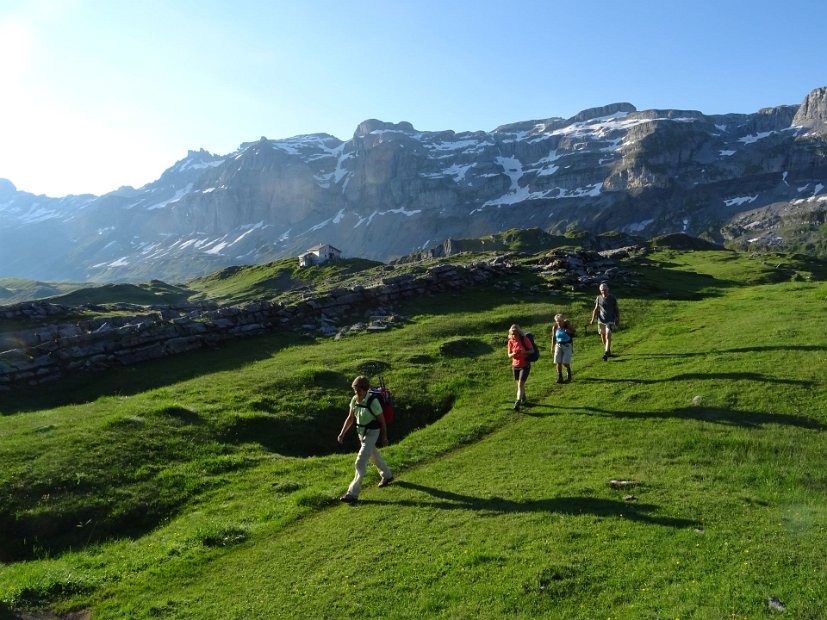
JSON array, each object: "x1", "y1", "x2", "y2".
[{"x1": 1, "y1": 0, "x2": 825, "y2": 197}]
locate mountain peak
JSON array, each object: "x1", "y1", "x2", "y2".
[
  {"x1": 569, "y1": 102, "x2": 637, "y2": 123},
  {"x1": 0, "y1": 178, "x2": 17, "y2": 196},
  {"x1": 792, "y1": 86, "x2": 827, "y2": 131},
  {"x1": 353, "y1": 119, "x2": 416, "y2": 137}
]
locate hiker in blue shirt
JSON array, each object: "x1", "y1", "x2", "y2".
[
  {"x1": 551, "y1": 313, "x2": 575, "y2": 383},
  {"x1": 590, "y1": 282, "x2": 621, "y2": 361}
]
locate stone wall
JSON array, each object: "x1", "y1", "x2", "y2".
[
  {"x1": 0, "y1": 249, "x2": 639, "y2": 391},
  {"x1": 0, "y1": 259, "x2": 515, "y2": 391}
]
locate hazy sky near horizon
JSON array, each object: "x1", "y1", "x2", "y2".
[{"x1": 1, "y1": 0, "x2": 825, "y2": 198}]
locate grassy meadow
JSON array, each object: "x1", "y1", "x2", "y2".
[{"x1": 0, "y1": 246, "x2": 825, "y2": 618}]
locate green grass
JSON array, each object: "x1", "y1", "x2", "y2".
[
  {"x1": 0, "y1": 248, "x2": 825, "y2": 618},
  {"x1": 186, "y1": 257, "x2": 384, "y2": 303},
  {"x1": 0, "y1": 279, "x2": 85, "y2": 305},
  {"x1": 45, "y1": 281, "x2": 195, "y2": 306}
]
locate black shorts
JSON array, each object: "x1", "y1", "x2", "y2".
[{"x1": 513, "y1": 365, "x2": 531, "y2": 382}]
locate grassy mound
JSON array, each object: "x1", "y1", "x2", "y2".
[
  {"x1": 649, "y1": 232, "x2": 724, "y2": 251},
  {"x1": 46, "y1": 281, "x2": 194, "y2": 306},
  {"x1": 187, "y1": 257, "x2": 383, "y2": 303}
]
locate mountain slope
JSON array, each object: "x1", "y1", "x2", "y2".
[{"x1": 1, "y1": 88, "x2": 826, "y2": 283}]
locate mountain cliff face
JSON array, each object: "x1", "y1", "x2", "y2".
[{"x1": 1, "y1": 88, "x2": 826, "y2": 282}]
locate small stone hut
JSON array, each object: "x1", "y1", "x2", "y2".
[{"x1": 299, "y1": 244, "x2": 342, "y2": 267}]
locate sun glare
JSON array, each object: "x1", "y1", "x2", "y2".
[{"x1": 0, "y1": 19, "x2": 32, "y2": 84}]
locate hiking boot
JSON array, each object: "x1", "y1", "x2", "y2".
[
  {"x1": 514, "y1": 400, "x2": 521, "y2": 411},
  {"x1": 556, "y1": 376, "x2": 564, "y2": 384},
  {"x1": 566, "y1": 374, "x2": 573, "y2": 383},
  {"x1": 378, "y1": 476, "x2": 394, "y2": 488},
  {"x1": 602, "y1": 352, "x2": 608, "y2": 361},
  {"x1": 339, "y1": 494, "x2": 358, "y2": 504}
]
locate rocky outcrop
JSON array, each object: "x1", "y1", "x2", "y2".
[
  {"x1": 569, "y1": 102, "x2": 637, "y2": 123},
  {"x1": 536, "y1": 247, "x2": 644, "y2": 288},
  {"x1": 721, "y1": 194, "x2": 827, "y2": 250},
  {"x1": 792, "y1": 87, "x2": 827, "y2": 132}
]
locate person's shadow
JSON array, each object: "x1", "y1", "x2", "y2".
[
  {"x1": 577, "y1": 372, "x2": 814, "y2": 387},
  {"x1": 363, "y1": 481, "x2": 697, "y2": 529},
  {"x1": 533, "y1": 404, "x2": 827, "y2": 430}
]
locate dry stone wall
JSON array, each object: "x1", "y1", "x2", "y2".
[
  {"x1": 0, "y1": 259, "x2": 515, "y2": 391},
  {"x1": 0, "y1": 250, "x2": 636, "y2": 391}
]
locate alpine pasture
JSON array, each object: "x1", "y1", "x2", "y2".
[{"x1": 0, "y1": 243, "x2": 825, "y2": 619}]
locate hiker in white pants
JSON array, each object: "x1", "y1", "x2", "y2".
[{"x1": 337, "y1": 375, "x2": 393, "y2": 503}]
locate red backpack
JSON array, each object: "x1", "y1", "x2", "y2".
[{"x1": 366, "y1": 376, "x2": 395, "y2": 424}]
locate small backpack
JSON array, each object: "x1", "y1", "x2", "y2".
[
  {"x1": 523, "y1": 333, "x2": 540, "y2": 362},
  {"x1": 365, "y1": 376, "x2": 395, "y2": 424}
]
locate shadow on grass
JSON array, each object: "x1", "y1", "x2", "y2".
[
  {"x1": 577, "y1": 372, "x2": 815, "y2": 387},
  {"x1": 545, "y1": 405, "x2": 826, "y2": 430},
  {"x1": 620, "y1": 259, "x2": 735, "y2": 301},
  {"x1": 365, "y1": 482, "x2": 697, "y2": 528},
  {"x1": 223, "y1": 396, "x2": 457, "y2": 457},
  {"x1": 624, "y1": 345, "x2": 827, "y2": 358},
  {"x1": 0, "y1": 332, "x2": 301, "y2": 415},
  {"x1": 439, "y1": 338, "x2": 495, "y2": 358}
]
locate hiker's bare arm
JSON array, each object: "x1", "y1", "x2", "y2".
[{"x1": 338, "y1": 412, "x2": 355, "y2": 444}]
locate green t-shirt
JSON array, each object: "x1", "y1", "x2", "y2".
[{"x1": 350, "y1": 393, "x2": 383, "y2": 436}]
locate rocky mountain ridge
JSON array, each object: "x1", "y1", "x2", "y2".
[{"x1": 1, "y1": 87, "x2": 826, "y2": 282}]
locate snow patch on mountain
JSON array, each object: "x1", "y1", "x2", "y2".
[
  {"x1": 624, "y1": 218, "x2": 654, "y2": 233},
  {"x1": 725, "y1": 195, "x2": 759, "y2": 207},
  {"x1": 558, "y1": 183, "x2": 603, "y2": 198},
  {"x1": 550, "y1": 111, "x2": 639, "y2": 140},
  {"x1": 270, "y1": 134, "x2": 343, "y2": 162},
  {"x1": 177, "y1": 158, "x2": 225, "y2": 172},
  {"x1": 421, "y1": 163, "x2": 474, "y2": 183},
  {"x1": 422, "y1": 138, "x2": 482, "y2": 154},
  {"x1": 6, "y1": 203, "x2": 60, "y2": 224},
  {"x1": 334, "y1": 149, "x2": 354, "y2": 187},
  {"x1": 738, "y1": 132, "x2": 773, "y2": 145},
  {"x1": 146, "y1": 184, "x2": 194, "y2": 210},
  {"x1": 308, "y1": 218, "x2": 333, "y2": 233},
  {"x1": 531, "y1": 150, "x2": 565, "y2": 176}
]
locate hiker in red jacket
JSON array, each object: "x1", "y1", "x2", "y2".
[{"x1": 507, "y1": 324, "x2": 533, "y2": 411}]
